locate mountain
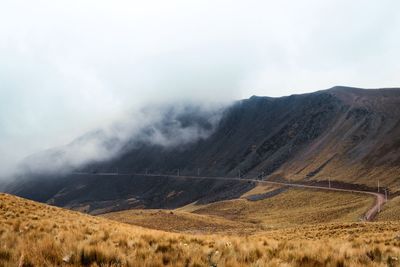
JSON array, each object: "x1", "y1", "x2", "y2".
[{"x1": 3, "y1": 86, "x2": 400, "y2": 213}]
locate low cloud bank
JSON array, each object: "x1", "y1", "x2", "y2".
[{"x1": 16, "y1": 102, "x2": 228, "y2": 176}]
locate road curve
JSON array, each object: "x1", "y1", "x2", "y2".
[{"x1": 73, "y1": 172, "x2": 386, "y2": 221}]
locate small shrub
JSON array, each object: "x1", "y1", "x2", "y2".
[
  {"x1": 0, "y1": 249, "x2": 11, "y2": 261},
  {"x1": 79, "y1": 248, "x2": 121, "y2": 266},
  {"x1": 162, "y1": 255, "x2": 170, "y2": 265},
  {"x1": 13, "y1": 220, "x2": 21, "y2": 232},
  {"x1": 155, "y1": 244, "x2": 172, "y2": 253},
  {"x1": 297, "y1": 255, "x2": 323, "y2": 267},
  {"x1": 366, "y1": 247, "x2": 382, "y2": 262},
  {"x1": 102, "y1": 230, "x2": 110, "y2": 241}
]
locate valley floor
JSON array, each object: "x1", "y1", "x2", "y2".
[{"x1": 101, "y1": 186, "x2": 375, "y2": 234}]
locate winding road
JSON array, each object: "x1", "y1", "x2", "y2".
[{"x1": 74, "y1": 172, "x2": 386, "y2": 221}]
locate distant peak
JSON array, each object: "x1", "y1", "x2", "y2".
[
  {"x1": 327, "y1": 86, "x2": 400, "y2": 92},
  {"x1": 327, "y1": 86, "x2": 363, "y2": 92}
]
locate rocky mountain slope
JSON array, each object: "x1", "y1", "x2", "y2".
[{"x1": 3, "y1": 86, "x2": 400, "y2": 212}]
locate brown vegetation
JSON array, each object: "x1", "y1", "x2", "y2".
[
  {"x1": 104, "y1": 187, "x2": 375, "y2": 233},
  {"x1": 101, "y1": 209, "x2": 259, "y2": 235},
  {"x1": 193, "y1": 188, "x2": 374, "y2": 228},
  {"x1": 1, "y1": 192, "x2": 400, "y2": 266},
  {"x1": 378, "y1": 196, "x2": 400, "y2": 221}
]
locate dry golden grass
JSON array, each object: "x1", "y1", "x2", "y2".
[
  {"x1": 193, "y1": 188, "x2": 375, "y2": 228},
  {"x1": 281, "y1": 150, "x2": 400, "y2": 192},
  {"x1": 101, "y1": 209, "x2": 260, "y2": 235},
  {"x1": 101, "y1": 184, "x2": 283, "y2": 235},
  {"x1": 1, "y1": 193, "x2": 400, "y2": 266},
  {"x1": 378, "y1": 196, "x2": 400, "y2": 221},
  {"x1": 106, "y1": 188, "x2": 374, "y2": 233},
  {"x1": 239, "y1": 184, "x2": 281, "y2": 198}
]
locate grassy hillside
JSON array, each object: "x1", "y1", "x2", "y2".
[
  {"x1": 1, "y1": 193, "x2": 400, "y2": 266},
  {"x1": 193, "y1": 188, "x2": 375, "y2": 228},
  {"x1": 101, "y1": 209, "x2": 259, "y2": 235},
  {"x1": 105, "y1": 188, "x2": 375, "y2": 232},
  {"x1": 378, "y1": 196, "x2": 400, "y2": 221}
]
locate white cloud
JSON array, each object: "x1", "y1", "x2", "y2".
[{"x1": 0, "y1": 0, "x2": 399, "y2": 178}]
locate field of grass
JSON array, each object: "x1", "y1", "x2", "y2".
[
  {"x1": 378, "y1": 196, "x2": 400, "y2": 221},
  {"x1": 191, "y1": 188, "x2": 375, "y2": 228},
  {"x1": 1, "y1": 193, "x2": 400, "y2": 266},
  {"x1": 106, "y1": 188, "x2": 375, "y2": 233},
  {"x1": 239, "y1": 184, "x2": 282, "y2": 198},
  {"x1": 101, "y1": 184, "x2": 283, "y2": 234},
  {"x1": 101, "y1": 209, "x2": 260, "y2": 235}
]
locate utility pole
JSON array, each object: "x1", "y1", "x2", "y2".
[
  {"x1": 197, "y1": 168, "x2": 200, "y2": 176},
  {"x1": 238, "y1": 169, "x2": 241, "y2": 178},
  {"x1": 378, "y1": 180, "x2": 380, "y2": 193}
]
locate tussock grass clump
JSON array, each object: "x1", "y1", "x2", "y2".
[
  {"x1": 0, "y1": 249, "x2": 11, "y2": 261},
  {"x1": 79, "y1": 247, "x2": 122, "y2": 266},
  {"x1": 1, "y1": 193, "x2": 400, "y2": 266}
]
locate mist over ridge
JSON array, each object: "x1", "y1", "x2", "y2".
[
  {"x1": 15, "y1": 101, "x2": 228, "y2": 177},
  {"x1": 1, "y1": 0, "x2": 400, "y2": 181}
]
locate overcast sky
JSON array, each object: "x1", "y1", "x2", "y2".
[{"x1": 1, "y1": 0, "x2": 400, "y2": 177}]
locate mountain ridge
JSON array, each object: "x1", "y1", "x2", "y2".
[{"x1": 3, "y1": 86, "x2": 400, "y2": 212}]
